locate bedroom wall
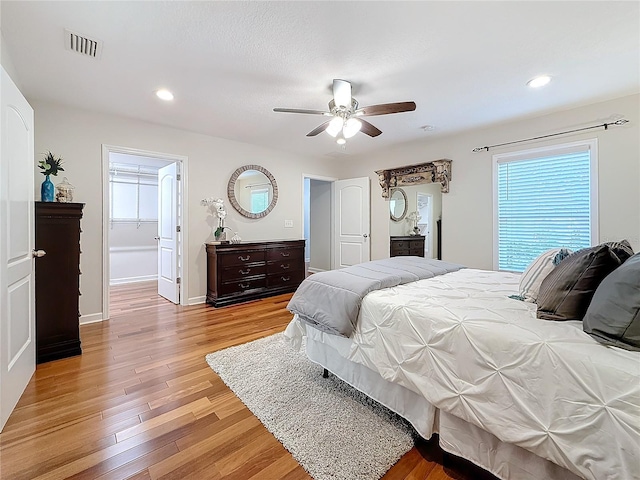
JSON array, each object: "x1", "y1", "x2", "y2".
[
  {"x1": 338, "y1": 94, "x2": 640, "y2": 269},
  {"x1": 31, "y1": 100, "x2": 341, "y2": 320}
]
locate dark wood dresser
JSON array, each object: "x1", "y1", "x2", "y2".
[
  {"x1": 35, "y1": 202, "x2": 83, "y2": 363},
  {"x1": 206, "y1": 239, "x2": 305, "y2": 307},
  {"x1": 390, "y1": 235, "x2": 425, "y2": 257}
]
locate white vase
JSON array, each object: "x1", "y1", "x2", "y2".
[{"x1": 231, "y1": 233, "x2": 242, "y2": 244}]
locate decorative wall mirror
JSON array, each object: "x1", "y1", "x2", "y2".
[
  {"x1": 227, "y1": 164, "x2": 279, "y2": 219},
  {"x1": 389, "y1": 188, "x2": 408, "y2": 222}
]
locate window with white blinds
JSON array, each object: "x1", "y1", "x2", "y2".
[{"x1": 493, "y1": 139, "x2": 598, "y2": 272}]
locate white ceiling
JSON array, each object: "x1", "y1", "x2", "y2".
[{"x1": 2, "y1": 1, "x2": 638, "y2": 158}]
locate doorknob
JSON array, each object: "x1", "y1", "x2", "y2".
[
  {"x1": 32, "y1": 249, "x2": 46, "y2": 258},
  {"x1": 363, "y1": 234, "x2": 369, "y2": 238},
  {"x1": 154, "y1": 236, "x2": 160, "y2": 240}
]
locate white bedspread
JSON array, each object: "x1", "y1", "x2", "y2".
[{"x1": 292, "y1": 268, "x2": 640, "y2": 480}]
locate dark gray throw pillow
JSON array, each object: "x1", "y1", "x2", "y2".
[
  {"x1": 583, "y1": 253, "x2": 640, "y2": 351},
  {"x1": 604, "y1": 239, "x2": 635, "y2": 264},
  {"x1": 536, "y1": 244, "x2": 621, "y2": 321}
]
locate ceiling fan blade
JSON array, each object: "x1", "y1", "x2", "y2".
[
  {"x1": 333, "y1": 79, "x2": 352, "y2": 108},
  {"x1": 306, "y1": 121, "x2": 331, "y2": 137},
  {"x1": 273, "y1": 108, "x2": 331, "y2": 116},
  {"x1": 355, "y1": 101, "x2": 416, "y2": 117},
  {"x1": 359, "y1": 119, "x2": 382, "y2": 137}
]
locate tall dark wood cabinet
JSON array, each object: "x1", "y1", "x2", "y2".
[
  {"x1": 35, "y1": 202, "x2": 84, "y2": 363},
  {"x1": 206, "y1": 239, "x2": 305, "y2": 307}
]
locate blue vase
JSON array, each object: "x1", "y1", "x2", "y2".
[{"x1": 41, "y1": 175, "x2": 54, "y2": 202}]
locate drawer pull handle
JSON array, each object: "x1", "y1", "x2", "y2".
[
  {"x1": 281, "y1": 276, "x2": 290, "y2": 282},
  {"x1": 280, "y1": 264, "x2": 290, "y2": 269},
  {"x1": 239, "y1": 269, "x2": 250, "y2": 275},
  {"x1": 238, "y1": 255, "x2": 250, "y2": 261},
  {"x1": 280, "y1": 252, "x2": 290, "y2": 257},
  {"x1": 239, "y1": 283, "x2": 249, "y2": 289}
]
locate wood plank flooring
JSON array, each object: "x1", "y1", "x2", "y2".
[{"x1": 0, "y1": 282, "x2": 497, "y2": 480}]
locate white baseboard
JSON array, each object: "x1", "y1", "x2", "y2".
[
  {"x1": 307, "y1": 267, "x2": 327, "y2": 274},
  {"x1": 80, "y1": 312, "x2": 104, "y2": 325},
  {"x1": 110, "y1": 275, "x2": 157, "y2": 286},
  {"x1": 188, "y1": 295, "x2": 206, "y2": 305}
]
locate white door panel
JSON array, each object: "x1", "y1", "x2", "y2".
[
  {"x1": 157, "y1": 163, "x2": 179, "y2": 303},
  {"x1": 1, "y1": 67, "x2": 36, "y2": 431},
  {"x1": 333, "y1": 177, "x2": 370, "y2": 268}
]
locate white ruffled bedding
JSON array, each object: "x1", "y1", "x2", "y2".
[{"x1": 293, "y1": 268, "x2": 640, "y2": 480}]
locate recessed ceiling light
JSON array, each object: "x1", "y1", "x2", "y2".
[
  {"x1": 527, "y1": 75, "x2": 552, "y2": 88},
  {"x1": 156, "y1": 89, "x2": 174, "y2": 101}
]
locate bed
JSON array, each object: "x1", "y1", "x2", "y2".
[{"x1": 284, "y1": 258, "x2": 640, "y2": 480}]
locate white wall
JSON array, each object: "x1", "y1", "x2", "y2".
[
  {"x1": 31, "y1": 100, "x2": 342, "y2": 318},
  {"x1": 109, "y1": 223, "x2": 158, "y2": 285},
  {"x1": 339, "y1": 94, "x2": 640, "y2": 269}
]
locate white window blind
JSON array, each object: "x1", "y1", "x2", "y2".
[
  {"x1": 251, "y1": 188, "x2": 269, "y2": 213},
  {"x1": 495, "y1": 141, "x2": 596, "y2": 272},
  {"x1": 109, "y1": 163, "x2": 159, "y2": 226}
]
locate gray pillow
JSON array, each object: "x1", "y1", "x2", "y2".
[
  {"x1": 537, "y1": 244, "x2": 621, "y2": 321},
  {"x1": 604, "y1": 239, "x2": 634, "y2": 264},
  {"x1": 583, "y1": 252, "x2": 640, "y2": 351}
]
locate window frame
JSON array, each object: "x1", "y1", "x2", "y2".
[{"x1": 492, "y1": 138, "x2": 599, "y2": 271}]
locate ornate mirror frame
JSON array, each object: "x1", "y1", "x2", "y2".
[
  {"x1": 375, "y1": 159, "x2": 452, "y2": 198},
  {"x1": 389, "y1": 187, "x2": 408, "y2": 222},
  {"x1": 227, "y1": 164, "x2": 279, "y2": 219}
]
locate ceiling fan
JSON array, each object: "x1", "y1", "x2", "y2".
[{"x1": 273, "y1": 79, "x2": 416, "y2": 145}]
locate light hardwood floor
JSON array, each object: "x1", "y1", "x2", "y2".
[{"x1": 0, "y1": 281, "x2": 496, "y2": 480}]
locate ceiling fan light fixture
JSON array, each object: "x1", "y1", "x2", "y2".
[
  {"x1": 326, "y1": 117, "x2": 343, "y2": 137},
  {"x1": 343, "y1": 118, "x2": 362, "y2": 138},
  {"x1": 336, "y1": 130, "x2": 346, "y2": 145}
]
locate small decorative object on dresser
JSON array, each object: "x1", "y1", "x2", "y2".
[
  {"x1": 35, "y1": 201, "x2": 83, "y2": 363},
  {"x1": 55, "y1": 177, "x2": 75, "y2": 202},
  {"x1": 38, "y1": 151, "x2": 64, "y2": 202},
  {"x1": 390, "y1": 235, "x2": 425, "y2": 257},
  {"x1": 206, "y1": 239, "x2": 305, "y2": 307},
  {"x1": 201, "y1": 196, "x2": 230, "y2": 242}
]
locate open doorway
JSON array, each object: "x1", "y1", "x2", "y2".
[
  {"x1": 302, "y1": 174, "x2": 336, "y2": 274},
  {"x1": 102, "y1": 145, "x2": 188, "y2": 321}
]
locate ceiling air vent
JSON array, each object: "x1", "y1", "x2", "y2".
[{"x1": 64, "y1": 28, "x2": 103, "y2": 59}]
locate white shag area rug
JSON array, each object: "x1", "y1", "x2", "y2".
[{"x1": 205, "y1": 333, "x2": 417, "y2": 480}]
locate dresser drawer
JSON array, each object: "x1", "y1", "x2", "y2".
[
  {"x1": 410, "y1": 240, "x2": 424, "y2": 249},
  {"x1": 219, "y1": 276, "x2": 266, "y2": 296},
  {"x1": 267, "y1": 259, "x2": 301, "y2": 274},
  {"x1": 221, "y1": 263, "x2": 267, "y2": 281},
  {"x1": 392, "y1": 240, "x2": 410, "y2": 250},
  {"x1": 392, "y1": 248, "x2": 410, "y2": 256},
  {"x1": 266, "y1": 247, "x2": 303, "y2": 262},
  {"x1": 267, "y1": 270, "x2": 304, "y2": 289},
  {"x1": 219, "y1": 250, "x2": 266, "y2": 267}
]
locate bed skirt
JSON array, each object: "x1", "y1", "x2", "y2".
[{"x1": 287, "y1": 320, "x2": 581, "y2": 480}]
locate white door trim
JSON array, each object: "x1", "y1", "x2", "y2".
[
  {"x1": 101, "y1": 145, "x2": 189, "y2": 321},
  {"x1": 301, "y1": 173, "x2": 337, "y2": 270}
]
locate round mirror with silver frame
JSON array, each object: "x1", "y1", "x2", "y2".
[
  {"x1": 228, "y1": 165, "x2": 278, "y2": 219},
  {"x1": 389, "y1": 187, "x2": 408, "y2": 222}
]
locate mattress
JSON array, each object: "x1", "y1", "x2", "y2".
[{"x1": 286, "y1": 268, "x2": 640, "y2": 480}]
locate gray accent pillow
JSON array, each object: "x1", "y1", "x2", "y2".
[
  {"x1": 536, "y1": 244, "x2": 621, "y2": 321},
  {"x1": 583, "y1": 252, "x2": 640, "y2": 351},
  {"x1": 604, "y1": 239, "x2": 634, "y2": 264}
]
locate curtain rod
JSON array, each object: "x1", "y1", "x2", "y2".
[{"x1": 472, "y1": 119, "x2": 629, "y2": 153}]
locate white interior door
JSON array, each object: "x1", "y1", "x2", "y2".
[
  {"x1": 157, "y1": 162, "x2": 179, "y2": 303},
  {"x1": 0, "y1": 67, "x2": 36, "y2": 431},
  {"x1": 333, "y1": 177, "x2": 370, "y2": 268}
]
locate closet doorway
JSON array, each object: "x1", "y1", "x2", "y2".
[{"x1": 101, "y1": 145, "x2": 188, "y2": 321}]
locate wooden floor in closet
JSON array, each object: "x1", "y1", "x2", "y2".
[{"x1": 0, "y1": 281, "x2": 496, "y2": 480}]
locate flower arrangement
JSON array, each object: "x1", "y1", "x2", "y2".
[
  {"x1": 406, "y1": 211, "x2": 421, "y2": 235},
  {"x1": 200, "y1": 197, "x2": 229, "y2": 239},
  {"x1": 38, "y1": 151, "x2": 64, "y2": 177}
]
